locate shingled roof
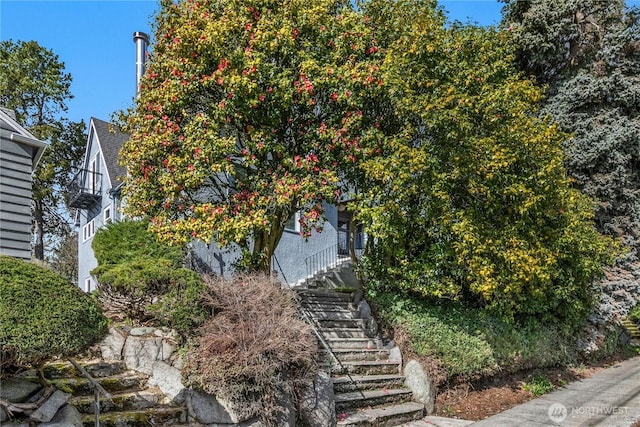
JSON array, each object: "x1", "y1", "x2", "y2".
[{"x1": 91, "y1": 117, "x2": 129, "y2": 186}]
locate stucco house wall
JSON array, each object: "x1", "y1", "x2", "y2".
[{"x1": 190, "y1": 203, "x2": 340, "y2": 285}]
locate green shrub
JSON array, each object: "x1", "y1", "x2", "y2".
[
  {"x1": 630, "y1": 304, "x2": 640, "y2": 324},
  {"x1": 93, "y1": 257, "x2": 206, "y2": 336},
  {"x1": 92, "y1": 219, "x2": 184, "y2": 267},
  {"x1": 0, "y1": 256, "x2": 107, "y2": 375},
  {"x1": 91, "y1": 220, "x2": 207, "y2": 337},
  {"x1": 183, "y1": 274, "x2": 317, "y2": 425},
  {"x1": 368, "y1": 289, "x2": 576, "y2": 383}
]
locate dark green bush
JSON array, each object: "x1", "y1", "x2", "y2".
[
  {"x1": 630, "y1": 304, "x2": 640, "y2": 324},
  {"x1": 91, "y1": 220, "x2": 206, "y2": 337},
  {"x1": 92, "y1": 219, "x2": 184, "y2": 267},
  {"x1": 367, "y1": 288, "x2": 576, "y2": 383},
  {"x1": 0, "y1": 256, "x2": 107, "y2": 375}
]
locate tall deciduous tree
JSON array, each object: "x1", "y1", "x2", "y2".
[
  {"x1": 0, "y1": 40, "x2": 86, "y2": 260},
  {"x1": 354, "y1": 0, "x2": 616, "y2": 325},
  {"x1": 502, "y1": 1, "x2": 640, "y2": 256},
  {"x1": 120, "y1": 0, "x2": 384, "y2": 272},
  {"x1": 122, "y1": 0, "x2": 615, "y2": 324}
]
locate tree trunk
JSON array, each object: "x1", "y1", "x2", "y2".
[
  {"x1": 253, "y1": 220, "x2": 285, "y2": 277},
  {"x1": 33, "y1": 199, "x2": 45, "y2": 260}
]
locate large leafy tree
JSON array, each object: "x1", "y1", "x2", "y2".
[
  {"x1": 120, "y1": 0, "x2": 384, "y2": 272},
  {"x1": 354, "y1": 0, "x2": 616, "y2": 324},
  {"x1": 502, "y1": 1, "x2": 640, "y2": 256},
  {"x1": 0, "y1": 40, "x2": 86, "y2": 260},
  {"x1": 122, "y1": 0, "x2": 615, "y2": 324}
]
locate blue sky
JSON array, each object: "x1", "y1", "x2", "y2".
[{"x1": 0, "y1": 1, "x2": 506, "y2": 125}]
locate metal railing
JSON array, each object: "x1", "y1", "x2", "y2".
[
  {"x1": 304, "y1": 244, "x2": 365, "y2": 286},
  {"x1": 68, "y1": 358, "x2": 112, "y2": 427},
  {"x1": 304, "y1": 245, "x2": 343, "y2": 283},
  {"x1": 68, "y1": 168, "x2": 103, "y2": 209},
  {"x1": 290, "y1": 291, "x2": 363, "y2": 399}
]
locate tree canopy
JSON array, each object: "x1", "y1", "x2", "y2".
[
  {"x1": 121, "y1": 0, "x2": 617, "y2": 323},
  {"x1": 502, "y1": 0, "x2": 640, "y2": 257},
  {"x1": 352, "y1": 1, "x2": 616, "y2": 324},
  {"x1": 120, "y1": 0, "x2": 384, "y2": 272}
]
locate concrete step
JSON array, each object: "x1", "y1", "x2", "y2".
[
  {"x1": 333, "y1": 374, "x2": 406, "y2": 393},
  {"x1": 319, "y1": 328, "x2": 368, "y2": 339},
  {"x1": 302, "y1": 300, "x2": 354, "y2": 310},
  {"x1": 36, "y1": 360, "x2": 127, "y2": 380},
  {"x1": 323, "y1": 338, "x2": 377, "y2": 349},
  {"x1": 621, "y1": 319, "x2": 640, "y2": 338},
  {"x1": 50, "y1": 371, "x2": 148, "y2": 395},
  {"x1": 321, "y1": 348, "x2": 391, "y2": 362},
  {"x1": 308, "y1": 310, "x2": 358, "y2": 321},
  {"x1": 337, "y1": 402, "x2": 425, "y2": 427},
  {"x1": 296, "y1": 289, "x2": 354, "y2": 302},
  {"x1": 317, "y1": 318, "x2": 366, "y2": 328},
  {"x1": 326, "y1": 360, "x2": 401, "y2": 376},
  {"x1": 70, "y1": 389, "x2": 163, "y2": 414},
  {"x1": 302, "y1": 297, "x2": 354, "y2": 306},
  {"x1": 81, "y1": 406, "x2": 186, "y2": 427},
  {"x1": 335, "y1": 388, "x2": 414, "y2": 412}
]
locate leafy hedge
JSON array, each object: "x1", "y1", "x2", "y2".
[
  {"x1": 91, "y1": 220, "x2": 206, "y2": 337},
  {"x1": 367, "y1": 289, "x2": 579, "y2": 383},
  {"x1": 92, "y1": 219, "x2": 184, "y2": 266},
  {"x1": 0, "y1": 256, "x2": 107, "y2": 375}
]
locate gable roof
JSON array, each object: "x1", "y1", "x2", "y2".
[
  {"x1": 0, "y1": 108, "x2": 48, "y2": 168},
  {"x1": 90, "y1": 117, "x2": 129, "y2": 186}
]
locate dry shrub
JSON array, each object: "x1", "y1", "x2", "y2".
[{"x1": 183, "y1": 274, "x2": 317, "y2": 424}]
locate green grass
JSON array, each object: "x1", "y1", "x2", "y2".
[
  {"x1": 629, "y1": 304, "x2": 640, "y2": 324},
  {"x1": 522, "y1": 374, "x2": 555, "y2": 396},
  {"x1": 367, "y1": 290, "x2": 580, "y2": 383}
]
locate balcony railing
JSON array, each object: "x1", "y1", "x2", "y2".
[{"x1": 68, "y1": 169, "x2": 102, "y2": 209}]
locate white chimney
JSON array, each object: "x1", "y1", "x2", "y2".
[{"x1": 133, "y1": 31, "x2": 150, "y2": 97}]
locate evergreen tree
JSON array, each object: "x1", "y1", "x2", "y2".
[{"x1": 502, "y1": 1, "x2": 640, "y2": 257}]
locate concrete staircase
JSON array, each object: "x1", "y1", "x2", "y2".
[
  {"x1": 37, "y1": 360, "x2": 186, "y2": 426},
  {"x1": 296, "y1": 287, "x2": 425, "y2": 426},
  {"x1": 621, "y1": 317, "x2": 640, "y2": 343}
]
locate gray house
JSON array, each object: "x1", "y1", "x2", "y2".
[
  {"x1": 0, "y1": 108, "x2": 47, "y2": 260},
  {"x1": 70, "y1": 117, "x2": 128, "y2": 292}
]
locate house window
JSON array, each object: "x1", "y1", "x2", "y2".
[
  {"x1": 84, "y1": 277, "x2": 94, "y2": 293},
  {"x1": 284, "y1": 212, "x2": 300, "y2": 232},
  {"x1": 82, "y1": 219, "x2": 95, "y2": 241},
  {"x1": 104, "y1": 205, "x2": 112, "y2": 224}
]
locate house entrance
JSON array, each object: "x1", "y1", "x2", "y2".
[{"x1": 337, "y1": 210, "x2": 365, "y2": 257}]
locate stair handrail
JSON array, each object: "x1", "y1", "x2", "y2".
[
  {"x1": 304, "y1": 245, "x2": 342, "y2": 283},
  {"x1": 68, "y1": 358, "x2": 113, "y2": 427},
  {"x1": 291, "y1": 290, "x2": 366, "y2": 400},
  {"x1": 271, "y1": 253, "x2": 289, "y2": 284}
]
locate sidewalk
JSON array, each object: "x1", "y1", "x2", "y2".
[{"x1": 404, "y1": 355, "x2": 640, "y2": 427}]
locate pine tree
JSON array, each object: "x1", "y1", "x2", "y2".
[{"x1": 502, "y1": 1, "x2": 640, "y2": 256}]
